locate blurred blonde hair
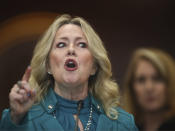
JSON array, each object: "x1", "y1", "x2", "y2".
[
  {"x1": 29, "y1": 14, "x2": 120, "y2": 119},
  {"x1": 122, "y1": 48, "x2": 175, "y2": 122}
]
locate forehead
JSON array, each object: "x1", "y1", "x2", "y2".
[
  {"x1": 55, "y1": 24, "x2": 86, "y2": 38},
  {"x1": 136, "y1": 59, "x2": 157, "y2": 75}
]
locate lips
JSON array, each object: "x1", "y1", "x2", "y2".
[{"x1": 64, "y1": 59, "x2": 78, "y2": 71}]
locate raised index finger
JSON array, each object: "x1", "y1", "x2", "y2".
[{"x1": 22, "y1": 66, "x2": 32, "y2": 82}]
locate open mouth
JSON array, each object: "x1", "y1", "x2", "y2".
[{"x1": 64, "y1": 59, "x2": 78, "y2": 71}]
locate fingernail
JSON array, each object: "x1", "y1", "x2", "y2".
[{"x1": 17, "y1": 81, "x2": 22, "y2": 87}]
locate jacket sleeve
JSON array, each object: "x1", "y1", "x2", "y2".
[{"x1": 0, "y1": 109, "x2": 33, "y2": 131}]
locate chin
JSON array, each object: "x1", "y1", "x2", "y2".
[
  {"x1": 64, "y1": 77, "x2": 80, "y2": 85},
  {"x1": 144, "y1": 105, "x2": 162, "y2": 113}
]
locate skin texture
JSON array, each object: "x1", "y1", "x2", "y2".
[
  {"x1": 133, "y1": 59, "x2": 166, "y2": 113},
  {"x1": 49, "y1": 24, "x2": 96, "y2": 101}
]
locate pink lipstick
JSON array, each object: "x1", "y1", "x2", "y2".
[{"x1": 64, "y1": 59, "x2": 78, "y2": 71}]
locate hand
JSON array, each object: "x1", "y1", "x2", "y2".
[{"x1": 9, "y1": 66, "x2": 36, "y2": 124}]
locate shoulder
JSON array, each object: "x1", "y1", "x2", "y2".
[
  {"x1": 97, "y1": 107, "x2": 138, "y2": 131},
  {"x1": 116, "y1": 107, "x2": 138, "y2": 130},
  {"x1": 117, "y1": 107, "x2": 134, "y2": 122}
]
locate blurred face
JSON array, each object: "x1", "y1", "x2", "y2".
[
  {"x1": 133, "y1": 59, "x2": 166, "y2": 113},
  {"x1": 49, "y1": 24, "x2": 96, "y2": 88}
]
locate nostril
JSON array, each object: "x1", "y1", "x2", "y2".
[
  {"x1": 68, "y1": 52, "x2": 71, "y2": 55},
  {"x1": 67, "y1": 51, "x2": 76, "y2": 56}
]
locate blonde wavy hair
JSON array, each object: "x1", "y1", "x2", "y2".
[
  {"x1": 122, "y1": 48, "x2": 175, "y2": 123},
  {"x1": 29, "y1": 14, "x2": 120, "y2": 119}
]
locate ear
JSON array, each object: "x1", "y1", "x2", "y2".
[
  {"x1": 90, "y1": 64, "x2": 97, "y2": 76},
  {"x1": 46, "y1": 62, "x2": 52, "y2": 75}
]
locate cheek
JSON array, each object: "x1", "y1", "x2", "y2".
[
  {"x1": 155, "y1": 83, "x2": 166, "y2": 99},
  {"x1": 80, "y1": 53, "x2": 94, "y2": 66},
  {"x1": 49, "y1": 52, "x2": 62, "y2": 68},
  {"x1": 133, "y1": 85, "x2": 146, "y2": 104},
  {"x1": 133, "y1": 84, "x2": 144, "y2": 97}
]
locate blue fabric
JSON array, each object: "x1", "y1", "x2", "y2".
[
  {"x1": 0, "y1": 88, "x2": 138, "y2": 131},
  {"x1": 54, "y1": 92, "x2": 99, "y2": 131}
]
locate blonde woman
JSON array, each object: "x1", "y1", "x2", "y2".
[
  {"x1": 0, "y1": 14, "x2": 138, "y2": 131},
  {"x1": 122, "y1": 48, "x2": 175, "y2": 131}
]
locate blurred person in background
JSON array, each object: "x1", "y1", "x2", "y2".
[{"x1": 122, "y1": 48, "x2": 175, "y2": 131}]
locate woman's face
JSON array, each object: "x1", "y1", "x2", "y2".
[
  {"x1": 133, "y1": 59, "x2": 166, "y2": 113},
  {"x1": 49, "y1": 24, "x2": 96, "y2": 88}
]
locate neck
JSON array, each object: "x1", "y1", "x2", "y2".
[
  {"x1": 142, "y1": 110, "x2": 165, "y2": 131},
  {"x1": 54, "y1": 82, "x2": 88, "y2": 101}
]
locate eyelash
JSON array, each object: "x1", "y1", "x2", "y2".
[
  {"x1": 56, "y1": 42, "x2": 66, "y2": 48},
  {"x1": 78, "y1": 42, "x2": 87, "y2": 48},
  {"x1": 56, "y1": 42, "x2": 87, "y2": 48}
]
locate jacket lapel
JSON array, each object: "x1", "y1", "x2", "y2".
[{"x1": 39, "y1": 115, "x2": 64, "y2": 131}]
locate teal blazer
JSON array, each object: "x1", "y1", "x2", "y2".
[{"x1": 0, "y1": 88, "x2": 138, "y2": 131}]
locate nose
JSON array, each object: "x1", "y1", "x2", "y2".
[
  {"x1": 144, "y1": 79, "x2": 154, "y2": 91},
  {"x1": 67, "y1": 43, "x2": 76, "y2": 56}
]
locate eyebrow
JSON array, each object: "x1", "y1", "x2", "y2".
[
  {"x1": 57, "y1": 37, "x2": 68, "y2": 41},
  {"x1": 57, "y1": 36, "x2": 86, "y2": 41},
  {"x1": 75, "y1": 37, "x2": 86, "y2": 41}
]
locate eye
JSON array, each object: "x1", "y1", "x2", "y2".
[
  {"x1": 152, "y1": 75, "x2": 164, "y2": 82},
  {"x1": 56, "y1": 42, "x2": 66, "y2": 48},
  {"x1": 135, "y1": 76, "x2": 146, "y2": 84},
  {"x1": 78, "y1": 42, "x2": 87, "y2": 48}
]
